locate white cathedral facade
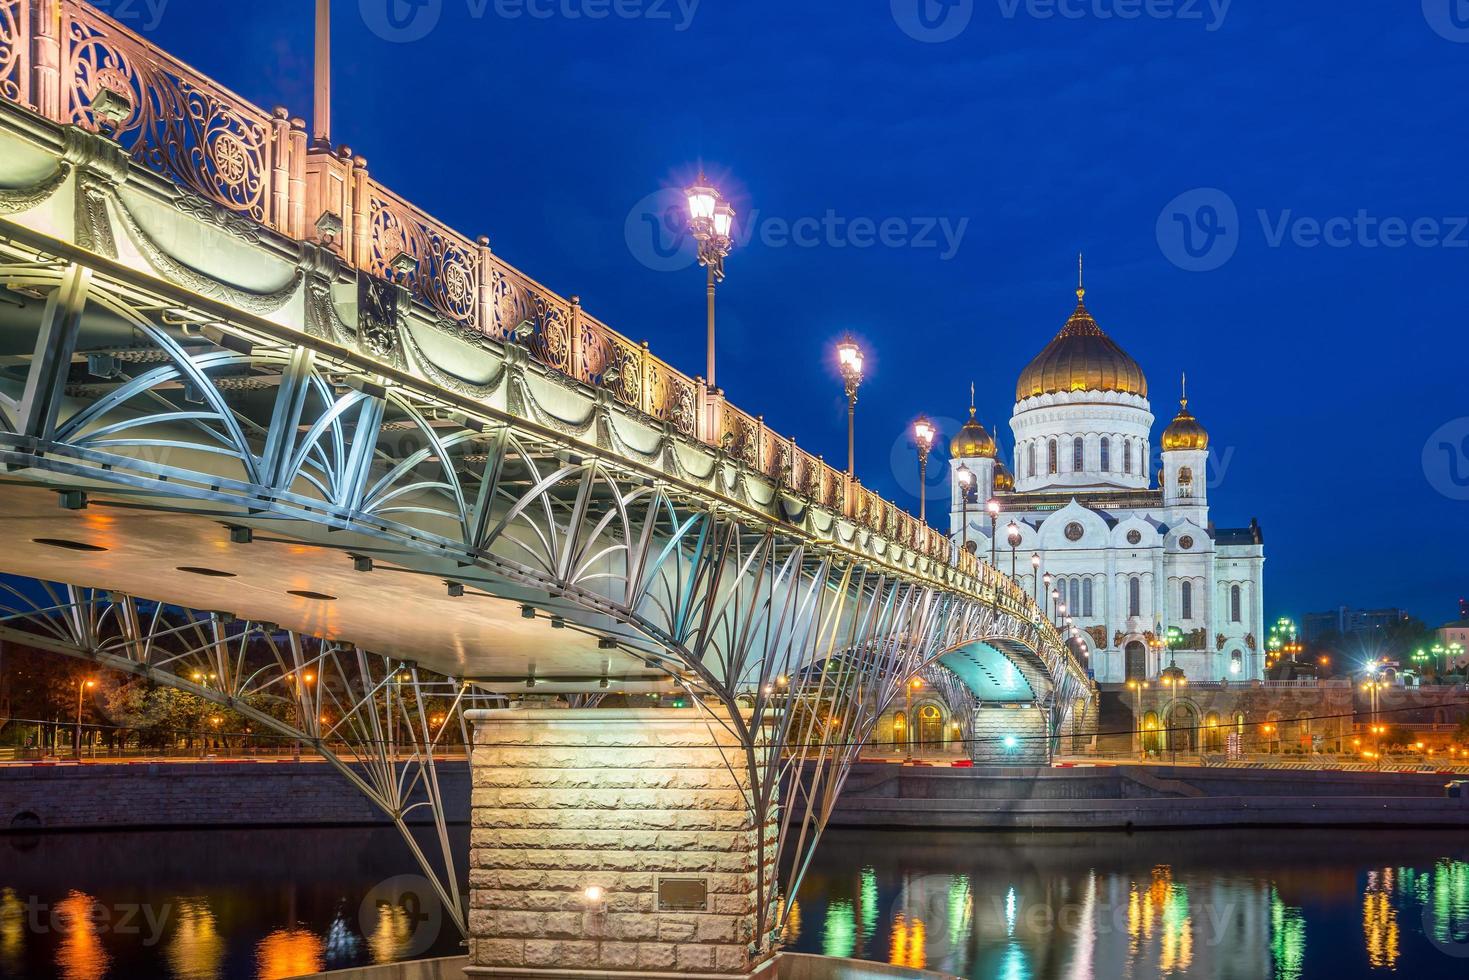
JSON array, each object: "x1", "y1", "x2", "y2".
[{"x1": 949, "y1": 280, "x2": 1266, "y2": 685}]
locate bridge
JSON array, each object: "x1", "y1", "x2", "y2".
[{"x1": 0, "y1": 2, "x2": 1092, "y2": 975}]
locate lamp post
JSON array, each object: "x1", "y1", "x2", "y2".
[
  {"x1": 914, "y1": 415, "x2": 936, "y2": 524},
  {"x1": 986, "y1": 498, "x2": 1001, "y2": 567},
  {"x1": 1126, "y1": 679, "x2": 1148, "y2": 757},
  {"x1": 685, "y1": 175, "x2": 735, "y2": 391},
  {"x1": 837, "y1": 336, "x2": 864, "y2": 476},
  {"x1": 1031, "y1": 553, "x2": 1042, "y2": 605},
  {"x1": 1050, "y1": 587, "x2": 1060, "y2": 624},
  {"x1": 957, "y1": 464, "x2": 973, "y2": 558},
  {"x1": 1006, "y1": 522, "x2": 1022, "y2": 581},
  {"x1": 74, "y1": 677, "x2": 96, "y2": 760}
]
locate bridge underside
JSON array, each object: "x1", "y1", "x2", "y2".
[{"x1": 0, "y1": 480, "x2": 661, "y2": 693}]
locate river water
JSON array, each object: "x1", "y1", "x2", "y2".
[{"x1": 1, "y1": 826, "x2": 1466, "y2": 978}]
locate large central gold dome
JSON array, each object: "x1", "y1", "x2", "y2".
[{"x1": 1015, "y1": 289, "x2": 1148, "y2": 402}]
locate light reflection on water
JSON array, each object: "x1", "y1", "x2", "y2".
[
  {"x1": 788, "y1": 830, "x2": 1469, "y2": 979},
  {"x1": 0, "y1": 826, "x2": 466, "y2": 980}
]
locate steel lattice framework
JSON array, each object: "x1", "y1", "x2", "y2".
[{"x1": 0, "y1": 7, "x2": 1093, "y2": 957}]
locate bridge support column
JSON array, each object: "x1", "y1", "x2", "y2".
[
  {"x1": 464, "y1": 707, "x2": 774, "y2": 979},
  {"x1": 970, "y1": 703, "x2": 1051, "y2": 766}
]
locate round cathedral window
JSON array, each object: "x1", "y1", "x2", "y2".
[
  {"x1": 1127, "y1": 529, "x2": 1142, "y2": 545},
  {"x1": 1179, "y1": 535, "x2": 1195, "y2": 550},
  {"x1": 1065, "y1": 522, "x2": 1085, "y2": 542}
]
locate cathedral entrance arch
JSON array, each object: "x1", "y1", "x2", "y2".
[
  {"x1": 1166, "y1": 702, "x2": 1198, "y2": 754},
  {"x1": 1125, "y1": 641, "x2": 1148, "y2": 680}
]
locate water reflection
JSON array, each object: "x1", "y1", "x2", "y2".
[
  {"x1": 790, "y1": 829, "x2": 1469, "y2": 979},
  {"x1": 165, "y1": 899, "x2": 225, "y2": 980},
  {"x1": 55, "y1": 891, "x2": 110, "y2": 980},
  {"x1": 255, "y1": 928, "x2": 324, "y2": 980},
  {"x1": 0, "y1": 825, "x2": 465, "y2": 980},
  {"x1": 1362, "y1": 868, "x2": 1400, "y2": 969}
]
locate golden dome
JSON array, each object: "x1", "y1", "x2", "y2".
[
  {"x1": 1015, "y1": 288, "x2": 1148, "y2": 402},
  {"x1": 1162, "y1": 397, "x2": 1209, "y2": 451},
  {"x1": 993, "y1": 459, "x2": 1015, "y2": 492},
  {"x1": 950, "y1": 409, "x2": 996, "y2": 459}
]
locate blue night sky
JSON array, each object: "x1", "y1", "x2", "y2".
[{"x1": 141, "y1": 0, "x2": 1466, "y2": 624}]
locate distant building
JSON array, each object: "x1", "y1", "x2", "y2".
[
  {"x1": 1439, "y1": 621, "x2": 1469, "y2": 667},
  {"x1": 1301, "y1": 607, "x2": 1410, "y2": 644},
  {"x1": 947, "y1": 275, "x2": 1265, "y2": 684}
]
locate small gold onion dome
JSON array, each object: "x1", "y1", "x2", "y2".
[
  {"x1": 1016, "y1": 286, "x2": 1148, "y2": 401},
  {"x1": 993, "y1": 459, "x2": 1016, "y2": 492},
  {"x1": 950, "y1": 408, "x2": 997, "y2": 459},
  {"x1": 1162, "y1": 397, "x2": 1209, "y2": 451}
]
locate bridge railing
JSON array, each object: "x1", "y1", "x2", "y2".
[{"x1": 1, "y1": 0, "x2": 1073, "y2": 658}]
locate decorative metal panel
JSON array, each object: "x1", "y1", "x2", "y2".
[
  {"x1": 0, "y1": 0, "x2": 28, "y2": 106},
  {"x1": 369, "y1": 183, "x2": 479, "y2": 327},
  {"x1": 63, "y1": 1, "x2": 273, "y2": 221}
]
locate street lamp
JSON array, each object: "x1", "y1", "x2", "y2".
[
  {"x1": 1126, "y1": 679, "x2": 1149, "y2": 757},
  {"x1": 1006, "y1": 522, "x2": 1022, "y2": 581},
  {"x1": 686, "y1": 174, "x2": 735, "y2": 391},
  {"x1": 986, "y1": 498, "x2": 1001, "y2": 567},
  {"x1": 956, "y1": 464, "x2": 974, "y2": 557},
  {"x1": 1050, "y1": 587, "x2": 1060, "y2": 623},
  {"x1": 837, "y1": 336, "x2": 864, "y2": 476},
  {"x1": 1031, "y1": 553, "x2": 1041, "y2": 605},
  {"x1": 74, "y1": 677, "x2": 96, "y2": 760},
  {"x1": 914, "y1": 416, "x2": 936, "y2": 523}
]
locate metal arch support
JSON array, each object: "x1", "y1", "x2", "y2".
[
  {"x1": 0, "y1": 579, "x2": 502, "y2": 938},
  {"x1": 0, "y1": 248, "x2": 1093, "y2": 960}
]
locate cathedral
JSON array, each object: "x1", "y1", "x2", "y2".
[{"x1": 949, "y1": 275, "x2": 1266, "y2": 685}]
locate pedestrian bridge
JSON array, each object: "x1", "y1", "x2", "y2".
[{"x1": 0, "y1": 3, "x2": 1091, "y2": 975}]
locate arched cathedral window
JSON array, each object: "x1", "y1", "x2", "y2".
[
  {"x1": 1124, "y1": 439, "x2": 1133, "y2": 474},
  {"x1": 1072, "y1": 437, "x2": 1084, "y2": 472},
  {"x1": 1129, "y1": 576, "x2": 1142, "y2": 618},
  {"x1": 1070, "y1": 579, "x2": 1081, "y2": 618},
  {"x1": 1100, "y1": 437, "x2": 1111, "y2": 472},
  {"x1": 1028, "y1": 443, "x2": 1037, "y2": 478},
  {"x1": 1048, "y1": 440, "x2": 1058, "y2": 475},
  {"x1": 1231, "y1": 585, "x2": 1242, "y2": 623},
  {"x1": 1082, "y1": 578, "x2": 1094, "y2": 618},
  {"x1": 1181, "y1": 581, "x2": 1193, "y2": 621}
]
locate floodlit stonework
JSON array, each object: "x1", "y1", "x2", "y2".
[{"x1": 465, "y1": 707, "x2": 776, "y2": 978}]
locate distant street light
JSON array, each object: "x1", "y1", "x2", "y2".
[
  {"x1": 1006, "y1": 522, "x2": 1022, "y2": 580},
  {"x1": 986, "y1": 498, "x2": 1001, "y2": 567},
  {"x1": 1031, "y1": 553, "x2": 1042, "y2": 605},
  {"x1": 686, "y1": 174, "x2": 735, "y2": 391},
  {"x1": 913, "y1": 416, "x2": 936, "y2": 523},
  {"x1": 74, "y1": 677, "x2": 96, "y2": 760},
  {"x1": 956, "y1": 464, "x2": 974, "y2": 558},
  {"x1": 837, "y1": 336, "x2": 864, "y2": 476}
]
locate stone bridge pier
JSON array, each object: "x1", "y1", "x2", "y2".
[{"x1": 465, "y1": 707, "x2": 777, "y2": 979}]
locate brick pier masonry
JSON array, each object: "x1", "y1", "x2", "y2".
[{"x1": 463, "y1": 707, "x2": 776, "y2": 979}]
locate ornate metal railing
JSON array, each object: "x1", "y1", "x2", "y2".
[{"x1": 0, "y1": 0, "x2": 1072, "y2": 652}]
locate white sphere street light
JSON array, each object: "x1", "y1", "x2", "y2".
[{"x1": 686, "y1": 174, "x2": 735, "y2": 390}]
